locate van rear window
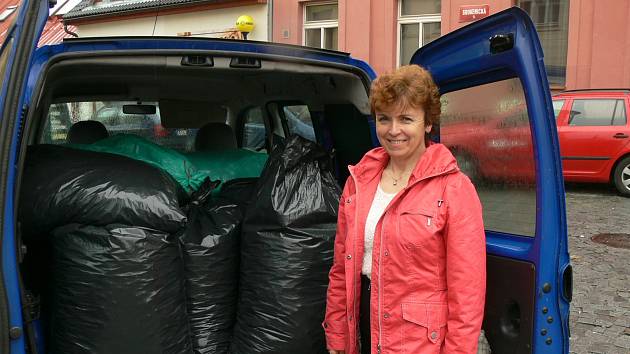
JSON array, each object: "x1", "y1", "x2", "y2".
[{"x1": 440, "y1": 78, "x2": 537, "y2": 237}]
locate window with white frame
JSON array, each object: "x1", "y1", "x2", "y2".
[
  {"x1": 303, "y1": 2, "x2": 338, "y2": 50},
  {"x1": 398, "y1": 0, "x2": 441, "y2": 66}
]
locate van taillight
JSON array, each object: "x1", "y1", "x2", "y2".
[{"x1": 154, "y1": 124, "x2": 168, "y2": 138}]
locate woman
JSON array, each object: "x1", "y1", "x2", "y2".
[{"x1": 323, "y1": 65, "x2": 486, "y2": 354}]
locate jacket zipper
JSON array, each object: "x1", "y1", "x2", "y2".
[
  {"x1": 348, "y1": 166, "x2": 360, "y2": 349},
  {"x1": 373, "y1": 166, "x2": 457, "y2": 354}
]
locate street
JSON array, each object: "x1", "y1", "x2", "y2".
[{"x1": 565, "y1": 183, "x2": 630, "y2": 354}]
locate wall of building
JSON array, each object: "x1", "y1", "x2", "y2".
[
  {"x1": 273, "y1": 0, "x2": 398, "y2": 74},
  {"x1": 565, "y1": 0, "x2": 630, "y2": 90},
  {"x1": 76, "y1": 4, "x2": 268, "y2": 41},
  {"x1": 274, "y1": 0, "x2": 630, "y2": 90},
  {"x1": 273, "y1": 0, "x2": 512, "y2": 75},
  {"x1": 441, "y1": 0, "x2": 512, "y2": 33}
]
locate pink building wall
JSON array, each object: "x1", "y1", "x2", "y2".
[
  {"x1": 273, "y1": 0, "x2": 398, "y2": 75},
  {"x1": 565, "y1": 0, "x2": 630, "y2": 90},
  {"x1": 442, "y1": 0, "x2": 512, "y2": 33},
  {"x1": 273, "y1": 0, "x2": 630, "y2": 90}
]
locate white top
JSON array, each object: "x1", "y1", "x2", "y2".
[{"x1": 362, "y1": 184, "x2": 396, "y2": 280}]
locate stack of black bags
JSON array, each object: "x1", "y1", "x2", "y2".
[
  {"x1": 231, "y1": 136, "x2": 340, "y2": 354},
  {"x1": 20, "y1": 145, "x2": 191, "y2": 353},
  {"x1": 20, "y1": 135, "x2": 340, "y2": 354}
]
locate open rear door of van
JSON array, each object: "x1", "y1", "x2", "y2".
[
  {"x1": 0, "y1": 0, "x2": 50, "y2": 353},
  {"x1": 411, "y1": 7, "x2": 571, "y2": 354}
]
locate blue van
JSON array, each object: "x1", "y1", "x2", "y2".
[{"x1": 0, "y1": 1, "x2": 570, "y2": 353}]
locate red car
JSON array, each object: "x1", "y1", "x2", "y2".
[{"x1": 553, "y1": 89, "x2": 630, "y2": 196}]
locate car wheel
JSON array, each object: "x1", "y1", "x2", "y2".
[{"x1": 612, "y1": 156, "x2": 630, "y2": 197}]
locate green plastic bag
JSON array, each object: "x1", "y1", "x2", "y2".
[
  {"x1": 186, "y1": 149, "x2": 268, "y2": 191},
  {"x1": 70, "y1": 134, "x2": 207, "y2": 192}
]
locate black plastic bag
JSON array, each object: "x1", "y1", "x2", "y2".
[
  {"x1": 180, "y1": 179, "x2": 242, "y2": 354},
  {"x1": 217, "y1": 177, "x2": 259, "y2": 211},
  {"x1": 49, "y1": 223, "x2": 191, "y2": 354},
  {"x1": 19, "y1": 145, "x2": 186, "y2": 238},
  {"x1": 231, "y1": 135, "x2": 340, "y2": 354}
]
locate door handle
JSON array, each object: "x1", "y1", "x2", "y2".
[{"x1": 613, "y1": 133, "x2": 629, "y2": 139}]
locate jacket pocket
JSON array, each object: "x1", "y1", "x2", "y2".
[
  {"x1": 401, "y1": 302, "x2": 448, "y2": 353},
  {"x1": 398, "y1": 207, "x2": 441, "y2": 247}
]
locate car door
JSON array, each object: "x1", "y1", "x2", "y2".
[
  {"x1": 412, "y1": 7, "x2": 570, "y2": 354},
  {"x1": 557, "y1": 96, "x2": 630, "y2": 180},
  {"x1": 0, "y1": 0, "x2": 50, "y2": 353}
]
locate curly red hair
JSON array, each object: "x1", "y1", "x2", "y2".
[{"x1": 369, "y1": 65, "x2": 441, "y2": 127}]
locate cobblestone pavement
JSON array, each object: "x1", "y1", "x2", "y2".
[{"x1": 564, "y1": 183, "x2": 630, "y2": 354}]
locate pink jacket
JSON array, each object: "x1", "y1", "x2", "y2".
[{"x1": 323, "y1": 144, "x2": 486, "y2": 354}]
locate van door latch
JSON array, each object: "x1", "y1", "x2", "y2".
[{"x1": 489, "y1": 34, "x2": 514, "y2": 54}]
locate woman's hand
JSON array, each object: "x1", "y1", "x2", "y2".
[{"x1": 328, "y1": 350, "x2": 345, "y2": 354}]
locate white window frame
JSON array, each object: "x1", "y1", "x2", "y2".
[
  {"x1": 303, "y1": 1, "x2": 339, "y2": 50},
  {"x1": 396, "y1": 0, "x2": 441, "y2": 67}
]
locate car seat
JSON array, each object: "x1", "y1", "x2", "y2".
[
  {"x1": 194, "y1": 123, "x2": 237, "y2": 151},
  {"x1": 67, "y1": 121, "x2": 109, "y2": 144}
]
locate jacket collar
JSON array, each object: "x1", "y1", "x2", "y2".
[{"x1": 348, "y1": 143, "x2": 459, "y2": 186}]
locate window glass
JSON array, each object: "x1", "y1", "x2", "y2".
[
  {"x1": 41, "y1": 101, "x2": 197, "y2": 151},
  {"x1": 552, "y1": 99, "x2": 565, "y2": 119},
  {"x1": 305, "y1": 28, "x2": 321, "y2": 48},
  {"x1": 440, "y1": 78, "x2": 536, "y2": 236},
  {"x1": 517, "y1": 0, "x2": 569, "y2": 86},
  {"x1": 242, "y1": 106, "x2": 266, "y2": 151},
  {"x1": 422, "y1": 22, "x2": 441, "y2": 46},
  {"x1": 283, "y1": 105, "x2": 316, "y2": 142},
  {"x1": 324, "y1": 27, "x2": 338, "y2": 50},
  {"x1": 401, "y1": 0, "x2": 441, "y2": 16},
  {"x1": 400, "y1": 23, "x2": 419, "y2": 66},
  {"x1": 569, "y1": 99, "x2": 621, "y2": 126},
  {"x1": 305, "y1": 3, "x2": 338, "y2": 22},
  {"x1": 612, "y1": 100, "x2": 627, "y2": 126}
]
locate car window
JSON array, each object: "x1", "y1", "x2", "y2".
[
  {"x1": 440, "y1": 78, "x2": 536, "y2": 237},
  {"x1": 569, "y1": 99, "x2": 625, "y2": 126},
  {"x1": 282, "y1": 105, "x2": 316, "y2": 142},
  {"x1": 41, "y1": 101, "x2": 197, "y2": 151},
  {"x1": 612, "y1": 99, "x2": 627, "y2": 126},
  {"x1": 242, "y1": 106, "x2": 266, "y2": 151},
  {"x1": 95, "y1": 104, "x2": 154, "y2": 128},
  {"x1": 552, "y1": 99, "x2": 565, "y2": 119}
]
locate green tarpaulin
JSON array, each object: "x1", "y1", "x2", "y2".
[
  {"x1": 69, "y1": 134, "x2": 206, "y2": 192},
  {"x1": 186, "y1": 149, "x2": 267, "y2": 192},
  {"x1": 70, "y1": 134, "x2": 267, "y2": 193}
]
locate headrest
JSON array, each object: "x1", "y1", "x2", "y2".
[
  {"x1": 195, "y1": 123, "x2": 237, "y2": 151},
  {"x1": 67, "y1": 121, "x2": 109, "y2": 144}
]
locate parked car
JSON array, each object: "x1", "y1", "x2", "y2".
[
  {"x1": 441, "y1": 106, "x2": 535, "y2": 185},
  {"x1": 552, "y1": 89, "x2": 630, "y2": 196},
  {"x1": 0, "y1": 3, "x2": 570, "y2": 354}
]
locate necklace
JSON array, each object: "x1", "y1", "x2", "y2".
[{"x1": 386, "y1": 165, "x2": 411, "y2": 186}]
